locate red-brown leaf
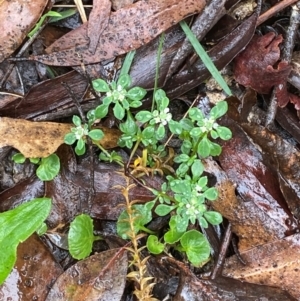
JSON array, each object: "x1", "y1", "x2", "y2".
[{"x1": 234, "y1": 32, "x2": 291, "y2": 94}]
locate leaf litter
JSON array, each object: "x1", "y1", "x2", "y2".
[{"x1": 1, "y1": 0, "x2": 300, "y2": 300}]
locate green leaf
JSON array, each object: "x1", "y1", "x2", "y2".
[
  {"x1": 204, "y1": 211, "x2": 223, "y2": 225},
  {"x1": 176, "y1": 163, "x2": 189, "y2": 177},
  {"x1": 190, "y1": 127, "x2": 203, "y2": 138},
  {"x1": 0, "y1": 197, "x2": 51, "y2": 284},
  {"x1": 92, "y1": 79, "x2": 110, "y2": 92},
  {"x1": 72, "y1": 115, "x2": 81, "y2": 127},
  {"x1": 174, "y1": 215, "x2": 189, "y2": 233},
  {"x1": 95, "y1": 104, "x2": 109, "y2": 119},
  {"x1": 36, "y1": 154, "x2": 60, "y2": 181},
  {"x1": 191, "y1": 159, "x2": 204, "y2": 180},
  {"x1": 75, "y1": 140, "x2": 86, "y2": 156},
  {"x1": 103, "y1": 96, "x2": 113, "y2": 105},
  {"x1": 155, "y1": 124, "x2": 165, "y2": 140},
  {"x1": 117, "y1": 74, "x2": 131, "y2": 89},
  {"x1": 204, "y1": 187, "x2": 218, "y2": 201},
  {"x1": 88, "y1": 129, "x2": 104, "y2": 140},
  {"x1": 188, "y1": 107, "x2": 204, "y2": 122},
  {"x1": 29, "y1": 158, "x2": 40, "y2": 164},
  {"x1": 197, "y1": 176, "x2": 208, "y2": 189},
  {"x1": 168, "y1": 120, "x2": 182, "y2": 135},
  {"x1": 180, "y1": 118, "x2": 194, "y2": 130},
  {"x1": 210, "y1": 101, "x2": 228, "y2": 119},
  {"x1": 119, "y1": 50, "x2": 136, "y2": 76},
  {"x1": 12, "y1": 153, "x2": 26, "y2": 164},
  {"x1": 164, "y1": 216, "x2": 184, "y2": 243},
  {"x1": 68, "y1": 214, "x2": 95, "y2": 260},
  {"x1": 135, "y1": 111, "x2": 153, "y2": 123},
  {"x1": 146, "y1": 235, "x2": 164, "y2": 255},
  {"x1": 174, "y1": 154, "x2": 190, "y2": 163},
  {"x1": 142, "y1": 126, "x2": 155, "y2": 139},
  {"x1": 36, "y1": 222, "x2": 48, "y2": 236},
  {"x1": 181, "y1": 140, "x2": 192, "y2": 154},
  {"x1": 210, "y1": 129, "x2": 219, "y2": 139},
  {"x1": 180, "y1": 230, "x2": 211, "y2": 267},
  {"x1": 216, "y1": 126, "x2": 232, "y2": 140},
  {"x1": 117, "y1": 201, "x2": 155, "y2": 239},
  {"x1": 209, "y1": 141, "x2": 222, "y2": 156},
  {"x1": 180, "y1": 21, "x2": 232, "y2": 96},
  {"x1": 127, "y1": 87, "x2": 147, "y2": 101},
  {"x1": 64, "y1": 132, "x2": 76, "y2": 145},
  {"x1": 155, "y1": 204, "x2": 176, "y2": 216},
  {"x1": 113, "y1": 102, "x2": 125, "y2": 120},
  {"x1": 197, "y1": 136, "x2": 210, "y2": 158},
  {"x1": 129, "y1": 100, "x2": 143, "y2": 108}
]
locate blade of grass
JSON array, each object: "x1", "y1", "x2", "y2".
[
  {"x1": 152, "y1": 32, "x2": 165, "y2": 112},
  {"x1": 180, "y1": 21, "x2": 232, "y2": 96},
  {"x1": 120, "y1": 50, "x2": 136, "y2": 76}
]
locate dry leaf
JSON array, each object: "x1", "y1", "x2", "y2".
[
  {"x1": 223, "y1": 234, "x2": 300, "y2": 300},
  {"x1": 31, "y1": 0, "x2": 205, "y2": 66},
  {"x1": 46, "y1": 248, "x2": 127, "y2": 301},
  {"x1": 0, "y1": 0, "x2": 47, "y2": 62},
  {"x1": 0, "y1": 117, "x2": 120, "y2": 158}
]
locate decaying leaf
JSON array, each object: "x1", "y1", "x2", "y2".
[
  {"x1": 0, "y1": 234, "x2": 63, "y2": 300},
  {"x1": 31, "y1": 0, "x2": 206, "y2": 66},
  {"x1": 87, "y1": 0, "x2": 111, "y2": 54},
  {"x1": 0, "y1": 117, "x2": 120, "y2": 158},
  {"x1": 223, "y1": 233, "x2": 300, "y2": 300},
  {"x1": 165, "y1": 257, "x2": 296, "y2": 301},
  {"x1": 204, "y1": 153, "x2": 290, "y2": 251},
  {"x1": 241, "y1": 123, "x2": 300, "y2": 219},
  {"x1": 0, "y1": 0, "x2": 47, "y2": 63},
  {"x1": 46, "y1": 248, "x2": 127, "y2": 301},
  {"x1": 234, "y1": 32, "x2": 291, "y2": 94}
]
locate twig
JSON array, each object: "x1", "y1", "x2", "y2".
[{"x1": 257, "y1": 0, "x2": 299, "y2": 26}]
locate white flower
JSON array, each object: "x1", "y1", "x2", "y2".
[{"x1": 152, "y1": 108, "x2": 172, "y2": 125}]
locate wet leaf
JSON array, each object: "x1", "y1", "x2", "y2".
[
  {"x1": 0, "y1": 0, "x2": 47, "y2": 62},
  {"x1": 223, "y1": 233, "x2": 300, "y2": 300},
  {"x1": 0, "y1": 234, "x2": 63, "y2": 300},
  {"x1": 31, "y1": 0, "x2": 206, "y2": 66},
  {"x1": 204, "y1": 152, "x2": 289, "y2": 251},
  {"x1": 167, "y1": 257, "x2": 296, "y2": 301},
  {"x1": 234, "y1": 32, "x2": 291, "y2": 94},
  {"x1": 46, "y1": 248, "x2": 127, "y2": 301},
  {"x1": 241, "y1": 123, "x2": 300, "y2": 219}
]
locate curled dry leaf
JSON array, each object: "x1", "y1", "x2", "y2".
[
  {"x1": 31, "y1": 0, "x2": 206, "y2": 66},
  {"x1": 223, "y1": 233, "x2": 300, "y2": 300},
  {"x1": 234, "y1": 32, "x2": 291, "y2": 94},
  {"x1": 46, "y1": 248, "x2": 127, "y2": 301},
  {"x1": 0, "y1": 117, "x2": 120, "y2": 158},
  {"x1": 0, "y1": 0, "x2": 47, "y2": 63}
]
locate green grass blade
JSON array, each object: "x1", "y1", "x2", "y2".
[
  {"x1": 180, "y1": 21, "x2": 232, "y2": 96},
  {"x1": 120, "y1": 50, "x2": 136, "y2": 76}
]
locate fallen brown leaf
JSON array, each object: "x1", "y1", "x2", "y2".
[
  {"x1": 0, "y1": 117, "x2": 120, "y2": 158},
  {"x1": 31, "y1": 0, "x2": 205, "y2": 66},
  {"x1": 223, "y1": 233, "x2": 300, "y2": 300},
  {"x1": 0, "y1": 0, "x2": 47, "y2": 63},
  {"x1": 46, "y1": 248, "x2": 127, "y2": 301}
]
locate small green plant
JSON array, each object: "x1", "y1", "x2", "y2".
[{"x1": 12, "y1": 153, "x2": 60, "y2": 181}]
